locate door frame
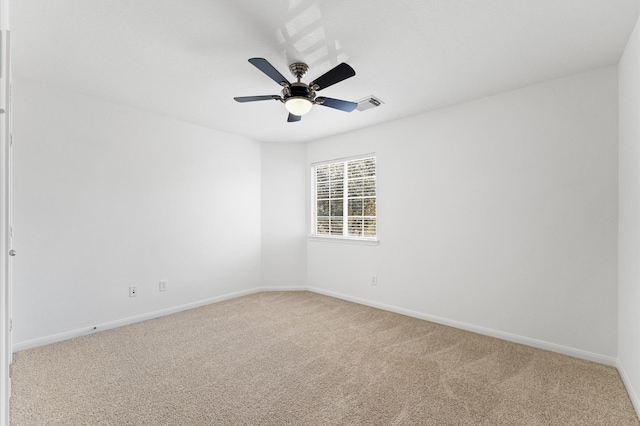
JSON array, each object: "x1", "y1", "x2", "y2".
[{"x1": 1, "y1": 0, "x2": 11, "y2": 425}]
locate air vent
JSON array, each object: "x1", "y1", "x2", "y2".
[{"x1": 356, "y1": 96, "x2": 384, "y2": 112}]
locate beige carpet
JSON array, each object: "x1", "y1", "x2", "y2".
[{"x1": 9, "y1": 291, "x2": 639, "y2": 425}]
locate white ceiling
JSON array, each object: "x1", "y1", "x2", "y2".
[{"x1": 10, "y1": 0, "x2": 640, "y2": 143}]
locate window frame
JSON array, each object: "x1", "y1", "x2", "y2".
[{"x1": 310, "y1": 154, "x2": 378, "y2": 244}]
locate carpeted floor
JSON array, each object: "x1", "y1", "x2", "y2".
[{"x1": 9, "y1": 291, "x2": 640, "y2": 425}]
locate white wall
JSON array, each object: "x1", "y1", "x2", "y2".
[
  {"x1": 11, "y1": 78, "x2": 262, "y2": 347},
  {"x1": 308, "y1": 66, "x2": 619, "y2": 362},
  {"x1": 618, "y1": 14, "x2": 640, "y2": 414},
  {"x1": 9, "y1": 61, "x2": 625, "y2": 374},
  {"x1": 261, "y1": 143, "x2": 307, "y2": 288}
]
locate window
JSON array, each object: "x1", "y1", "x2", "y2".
[{"x1": 312, "y1": 156, "x2": 376, "y2": 240}]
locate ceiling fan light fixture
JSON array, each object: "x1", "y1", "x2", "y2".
[{"x1": 284, "y1": 97, "x2": 313, "y2": 116}]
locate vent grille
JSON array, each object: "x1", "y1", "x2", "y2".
[{"x1": 356, "y1": 96, "x2": 384, "y2": 112}]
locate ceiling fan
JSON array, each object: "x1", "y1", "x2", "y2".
[{"x1": 234, "y1": 58, "x2": 358, "y2": 122}]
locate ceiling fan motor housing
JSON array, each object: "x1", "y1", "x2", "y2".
[
  {"x1": 285, "y1": 82, "x2": 314, "y2": 100},
  {"x1": 283, "y1": 62, "x2": 317, "y2": 102}
]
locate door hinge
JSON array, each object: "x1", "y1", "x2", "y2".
[{"x1": 9, "y1": 318, "x2": 12, "y2": 332}]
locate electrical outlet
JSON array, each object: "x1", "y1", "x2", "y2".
[
  {"x1": 159, "y1": 280, "x2": 168, "y2": 292},
  {"x1": 371, "y1": 275, "x2": 378, "y2": 286},
  {"x1": 129, "y1": 286, "x2": 138, "y2": 297}
]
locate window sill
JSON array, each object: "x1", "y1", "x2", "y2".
[{"x1": 308, "y1": 235, "x2": 379, "y2": 246}]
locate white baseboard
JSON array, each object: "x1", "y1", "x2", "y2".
[
  {"x1": 12, "y1": 287, "x2": 263, "y2": 352},
  {"x1": 14, "y1": 285, "x2": 618, "y2": 369},
  {"x1": 306, "y1": 287, "x2": 618, "y2": 367},
  {"x1": 618, "y1": 360, "x2": 640, "y2": 419},
  {"x1": 257, "y1": 286, "x2": 309, "y2": 292}
]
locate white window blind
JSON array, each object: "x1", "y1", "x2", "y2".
[{"x1": 312, "y1": 156, "x2": 376, "y2": 239}]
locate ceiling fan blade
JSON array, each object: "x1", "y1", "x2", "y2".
[
  {"x1": 316, "y1": 97, "x2": 358, "y2": 112},
  {"x1": 234, "y1": 95, "x2": 280, "y2": 102},
  {"x1": 287, "y1": 113, "x2": 302, "y2": 122},
  {"x1": 248, "y1": 58, "x2": 291, "y2": 86},
  {"x1": 310, "y1": 63, "x2": 355, "y2": 91}
]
